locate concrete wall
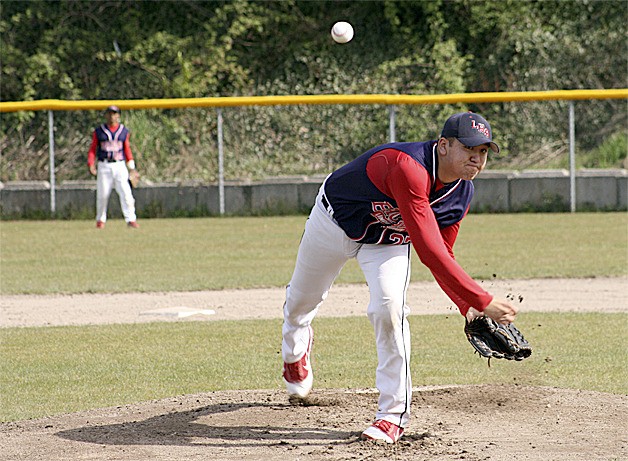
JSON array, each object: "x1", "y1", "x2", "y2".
[{"x1": 1, "y1": 170, "x2": 626, "y2": 218}]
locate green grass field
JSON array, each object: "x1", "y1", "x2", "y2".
[
  {"x1": 1, "y1": 213, "x2": 626, "y2": 295},
  {"x1": 0, "y1": 213, "x2": 626, "y2": 422}
]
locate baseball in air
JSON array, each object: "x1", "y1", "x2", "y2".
[{"x1": 331, "y1": 21, "x2": 354, "y2": 44}]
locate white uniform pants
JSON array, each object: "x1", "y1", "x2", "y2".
[
  {"x1": 96, "y1": 161, "x2": 137, "y2": 223},
  {"x1": 282, "y1": 187, "x2": 412, "y2": 428}
]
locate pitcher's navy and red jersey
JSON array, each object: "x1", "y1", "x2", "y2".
[
  {"x1": 323, "y1": 140, "x2": 492, "y2": 313},
  {"x1": 324, "y1": 141, "x2": 473, "y2": 244}
]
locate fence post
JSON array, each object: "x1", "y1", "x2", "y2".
[
  {"x1": 217, "y1": 108, "x2": 225, "y2": 215},
  {"x1": 48, "y1": 110, "x2": 56, "y2": 214},
  {"x1": 388, "y1": 105, "x2": 396, "y2": 142},
  {"x1": 568, "y1": 101, "x2": 576, "y2": 213}
]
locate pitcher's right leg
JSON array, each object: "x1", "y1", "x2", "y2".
[
  {"x1": 282, "y1": 204, "x2": 355, "y2": 398},
  {"x1": 357, "y1": 243, "x2": 412, "y2": 442}
]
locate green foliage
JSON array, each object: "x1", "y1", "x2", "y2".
[
  {"x1": 0, "y1": 0, "x2": 626, "y2": 183},
  {"x1": 579, "y1": 131, "x2": 628, "y2": 169},
  {"x1": 1, "y1": 312, "x2": 625, "y2": 421},
  {"x1": 0, "y1": 213, "x2": 626, "y2": 295},
  {"x1": 448, "y1": 0, "x2": 628, "y2": 160}
]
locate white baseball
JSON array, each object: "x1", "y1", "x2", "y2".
[{"x1": 331, "y1": 21, "x2": 354, "y2": 44}]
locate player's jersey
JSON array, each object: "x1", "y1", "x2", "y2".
[
  {"x1": 324, "y1": 141, "x2": 473, "y2": 245},
  {"x1": 95, "y1": 124, "x2": 129, "y2": 162}
]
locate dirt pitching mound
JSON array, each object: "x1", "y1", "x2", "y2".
[{"x1": 2, "y1": 384, "x2": 626, "y2": 461}]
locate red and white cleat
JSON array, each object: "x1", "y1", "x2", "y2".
[
  {"x1": 127, "y1": 221, "x2": 140, "y2": 228},
  {"x1": 96, "y1": 221, "x2": 105, "y2": 229},
  {"x1": 283, "y1": 328, "x2": 313, "y2": 399},
  {"x1": 361, "y1": 419, "x2": 404, "y2": 444}
]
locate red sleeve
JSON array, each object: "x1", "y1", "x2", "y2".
[
  {"x1": 440, "y1": 221, "x2": 459, "y2": 259},
  {"x1": 123, "y1": 134, "x2": 134, "y2": 162},
  {"x1": 366, "y1": 149, "x2": 492, "y2": 315},
  {"x1": 87, "y1": 131, "x2": 98, "y2": 167}
]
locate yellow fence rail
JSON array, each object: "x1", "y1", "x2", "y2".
[
  {"x1": 2, "y1": 89, "x2": 627, "y2": 214},
  {"x1": 1, "y1": 88, "x2": 627, "y2": 113}
]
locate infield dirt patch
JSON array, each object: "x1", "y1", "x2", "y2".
[{"x1": 2, "y1": 277, "x2": 625, "y2": 327}]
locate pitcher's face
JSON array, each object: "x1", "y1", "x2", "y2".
[{"x1": 437, "y1": 137, "x2": 488, "y2": 182}]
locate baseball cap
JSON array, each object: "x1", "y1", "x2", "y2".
[
  {"x1": 105, "y1": 105, "x2": 121, "y2": 113},
  {"x1": 441, "y1": 112, "x2": 499, "y2": 153}
]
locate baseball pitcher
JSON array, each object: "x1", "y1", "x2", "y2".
[{"x1": 281, "y1": 112, "x2": 530, "y2": 444}]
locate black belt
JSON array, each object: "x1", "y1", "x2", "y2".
[
  {"x1": 98, "y1": 159, "x2": 122, "y2": 163},
  {"x1": 321, "y1": 194, "x2": 334, "y2": 217}
]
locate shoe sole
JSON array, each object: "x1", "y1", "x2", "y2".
[
  {"x1": 360, "y1": 434, "x2": 392, "y2": 444},
  {"x1": 361, "y1": 425, "x2": 403, "y2": 444},
  {"x1": 283, "y1": 371, "x2": 313, "y2": 399}
]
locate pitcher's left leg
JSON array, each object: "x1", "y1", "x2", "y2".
[{"x1": 357, "y1": 244, "x2": 412, "y2": 433}]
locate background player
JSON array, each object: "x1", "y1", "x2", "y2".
[
  {"x1": 87, "y1": 105, "x2": 139, "y2": 229},
  {"x1": 281, "y1": 112, "x2": 518, "y2": 443}
]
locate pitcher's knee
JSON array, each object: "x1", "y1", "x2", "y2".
[
  {"x1": 367, "y1": 295, "x2": 403, "y2": 317},
  {"x1": 284, "y1": 286, "x2": 327, "y2": 321}
]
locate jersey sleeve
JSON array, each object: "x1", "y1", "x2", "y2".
[
  {"x1": 87, "y1": 131, "x2": 98, "y2": 167},
  {"x1": 440, "y1": 221, "x2": 460, "y2": 259},
  {"x1": 366, "y1": 149, "x2": 493, "y2": 315},
  {"x1": 123, "y1": 134, "x2": 134, "y2": 162}
]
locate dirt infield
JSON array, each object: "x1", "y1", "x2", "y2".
[
  {"x1": 1, "y1": 277, "x2": 627, "y2": 461},
  {"x1": 2, "y1": 277, "x2": 626, "y2": 327}
]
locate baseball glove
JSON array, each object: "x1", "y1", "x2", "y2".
[
  {"x1": 128, "y1": 169, "x2": 140, "y2": 189},
  {"x1": 464, "y1": 316, "x2": 532, "y2": 362}
]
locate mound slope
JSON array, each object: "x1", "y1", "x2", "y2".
[{"x1": 2, "y1": 385, "x2": 626, "y2": 461}]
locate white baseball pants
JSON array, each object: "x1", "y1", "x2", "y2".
[
  {"x1": 96, "y1": 161, "x2": 137, "y2": 223},
  {"x1": 282, "y1": 186, "x2": 412, "y2": 428}
]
